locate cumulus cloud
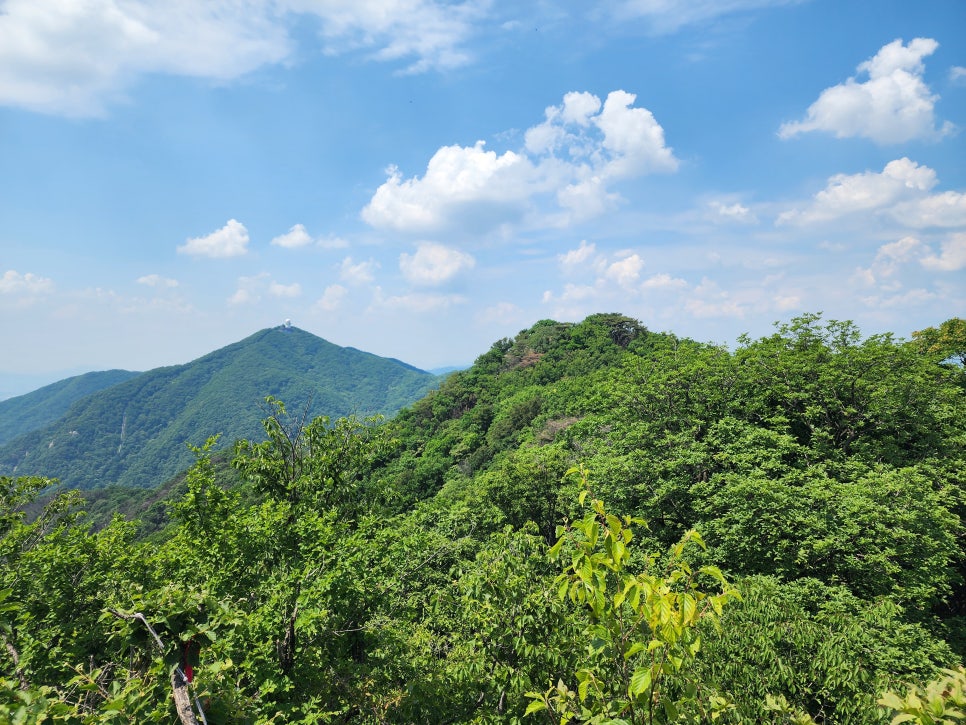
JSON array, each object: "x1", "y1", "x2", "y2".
[
  {"x1": 891, "y1": 191, "x2": 966, "y2": 228},
  {"x1": 362, "y1": 89, "x2": 679, "y2": 235},
  {"x1": 779, "y1": 38, "x2": 953, "y2": 144},
  {"x1": 137, "y1": 274, "x2": 178, "y2": 288},
  {"x1": 271, "y1": 224, "x2": 314, "y2": 249},
  {"x1": 340, "y1": 257, "x2": 379, "y2": 285},
  {"x1": 855, "y1": 233, "x2": 966, "y2": 291},
  {"x1": 315, "y1": 284, "x2": 348, "y2": 312},
  {"x1": 399, "y1": 242, "x2": 476, "y2": 286},
  {"x1": 921, "y1": 233, "x2": 966, "y2": 271},
  {"x1": 951, "y1": 67, "x2": 966, "y2": 84},
  {"x1": 0, "y1": 0, "x2": 483, "y2": 116},
  {"x1": 854, "y1": 235, "x2": 925, "y2": 287},
  {"x1": 777, "y1": 158, "x2": 938, "y2": 226},
  {"x1": 362, "y1": 143, "x2": 536, "y2": 234},
  {"x1": 178, "y1": 219, "x2": 249, "y2": 258},
  {"x1": 544, "y1": 242, "x2": 689, "y2": 316},
  {"x1": 604, "y1": 253, "x2": 644, "y2": 287},
  {"x1": 0, "y1": 270, "x2": 54, "y2": 295}
]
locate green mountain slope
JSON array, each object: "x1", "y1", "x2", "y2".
[
  {"x1": 0, "y1": 325, "x2": 438, "y2": 489},
  {"x1": 0, "y1": 369, "x2": 141, "y2": 446}
]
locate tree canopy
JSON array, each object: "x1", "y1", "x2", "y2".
[{"x1": 1, "y1": 313, "x2": 964, "y2": 723}]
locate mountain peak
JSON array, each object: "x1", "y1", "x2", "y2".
[{"x1": 0, "y1": 331, "x2": 439, "y2": 490}]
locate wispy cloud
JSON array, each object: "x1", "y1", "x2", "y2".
[
  {"x1": 0, "y1": 0, "x2": 487, "y2": 116},
  {"x1": 0, "y1": 269, "x2": 54, "y2": 296},
  {"x1": 137, "y1": 274, "x2": 179, "y2": 288},
  {"x1": 340, "y1": 257, "x2": 380, "y2": 285},
  {"x1": 607, "y1": 0, "x2": 805, "y2": 33}
]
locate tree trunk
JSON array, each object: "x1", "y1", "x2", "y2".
[{"x1": 171, "y1": 668, "x2": 199, "y2": 725}]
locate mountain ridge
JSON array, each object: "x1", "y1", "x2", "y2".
[
  {"x1": 0, "y1": 326, "x2": 439, "y2": 490},
  {"x1": 0, "y1": 369, "x2": 142, "y2": 446}
]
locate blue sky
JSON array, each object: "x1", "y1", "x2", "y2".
[{"x1": 1, "y1": 0, "x2": 965, "y2": 397}]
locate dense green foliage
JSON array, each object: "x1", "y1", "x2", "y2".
[
  {"x1": 0, "y1": 327, "x2": 439, "y2": 491},
  {"x1": 1, "y1": 313, "x2": 964, "y2": 723},
  {"x1": 0, "y1": 370, "x2": 140, "y2": 446}
]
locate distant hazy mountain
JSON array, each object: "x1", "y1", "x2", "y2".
[
  {"x1": 0, "y1": 326, "x2": 439, "y2": 490},
  {"x1": 0, "y1": 370, "x2": 141, "y2": 446}
]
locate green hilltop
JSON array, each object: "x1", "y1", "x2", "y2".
[{"x1": 0, "y1": 325, "x2": 439, "y2": 490}]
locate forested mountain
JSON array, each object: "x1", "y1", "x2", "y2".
[
  {"x1": 0, "y1": 325, "x2": 439, "y2": 490},
  {"x1": 2, "y1": 313, "x2": 965, "y2": 724},
  {"x1": 0, "y1": 370, "x2": 141, "y2": 446}
]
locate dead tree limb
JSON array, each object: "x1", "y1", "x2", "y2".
[{"x1": 107, "y1": 609, "x2": 200, "y2": 725}]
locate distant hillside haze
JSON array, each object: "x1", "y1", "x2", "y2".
[
  {"x1": 0, "y1": 326, "x2": 439, "y2": 490},
  {"x1": 0, "y1": 369, "x2": 141, "y2": 446}
]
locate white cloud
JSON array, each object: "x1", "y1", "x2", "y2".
[
  {"x1": 227, "y1": 273, "x2": 269, "y2": 305},
  {"x1": 269, "y1": 281, "x2": 302, "y2": 298},
  {"x1": 709, "y1": 200, "x2": 757, "y2": 224},
  {"x1": 779, "y1": 38, "x2": 953, "y2": 144},
  {"x1": 399, "y1": 242, "x2": 475, "y2": 286},
  {"x1": 542, "y1": 283, "x2": 598, "y2": 304},
  {"x1": 604, "y1": 253, "x2": 644, "y2": 287},
  {"x1": 371, "y1": 288, "x2": 467, "y2": 312},
  {"x1": 293, "y1": 0, "x2": 484, "y2": 74},
  {"x1": 951, "y1": 66, "x2": 966, "y2": 84},
  {"x1": 362, "y1": 89, "x2": 678, "y2": 235},
  {"x1": 860, "y1": 288, "x2": 936, "y2": 309},
  {"x1": 854, "y1": 233, "x2": 966, "y2": 290},
  {"x1": 340, "y1": 257, "x2": 379, "y2": 284},
  {"x1": 362, "y1": 143, "x2": 536, "y2": 234},
  {"x1": 0, "y1": 0, "x2": 483, "y2": 116},
  {"x1": 594, "y1": 90, "x2": 679, "y2": 176},
  {"x1": 854, "y1": 235, "x2": 925, "y2": 286},
  {"x1": 137, "y1": 274, "x2": 178, "y2": 288},
  {"x1": 777, "y1": 158, "x2": 938, "y2": 226},
  {"x1": 0, "y1": 270, "x2": 54, "y2": 295},
  {"x1": 0, "y1": 0, "x2": 290, "y2": 116},
  {"x1": 641, "y1": 272, "x2": 687, "y2": 289},
  {"x1": 315, "y1": 283, "x2": 347, "y2": 312},
  {"x1": 921, "y1": 233, "x2": 966, "y2": 271},
  {"x1": 178, "y1": 219, "x2": 250, "y2": 258},
  {"x1": 891, "y1": 191, "x2": 966, "y2": 228},
  {"x1": 558, "y1": 240, "x2": 597, "y2": 271},
  {"x1": 271, "y1": 224, "x2": 314, "y2": 249}
]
